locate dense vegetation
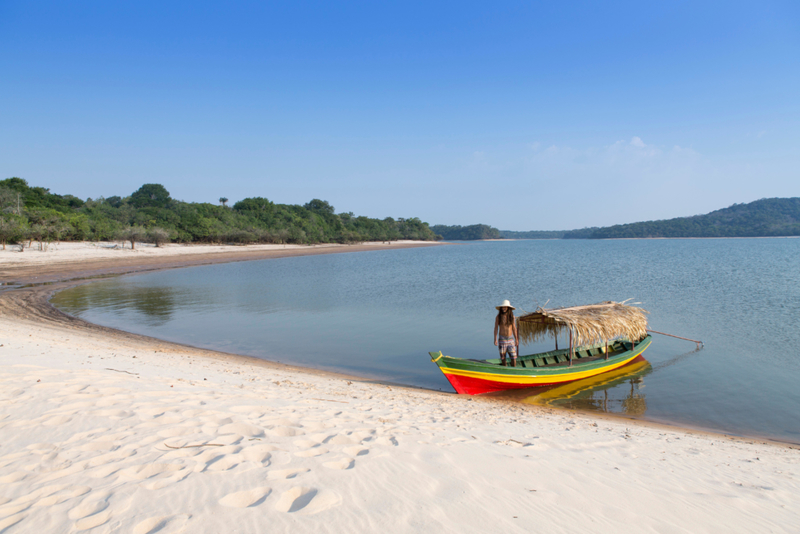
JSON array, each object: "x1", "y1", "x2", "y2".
[
  {"x1": 0, "y1": 177, "x2": 440, "y2": 249},
  {"x1": 498, "y1": 230, "x2": 566, "y2": 239},
  {"x1": 498, "y1": 198, "x2": 800, "y2": 240},
  {"x1": 499, "y1": 228, "x2": 597, "y2": 239},
  {"x1": 430, "y1": 224, "x2": 500, "y2": 240},
  {"x1": 569, "y1": 198, "x2": 800, "y2": 239}
]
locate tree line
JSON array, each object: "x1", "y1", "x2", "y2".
[
  {"x1": 0, "y1": 178, "x2": 441, "y2": 249},
  {"x1": 430, "y1": 224, "x2": 501, "y2": 240}
]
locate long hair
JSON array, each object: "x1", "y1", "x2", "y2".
[{"x1": 497, "y1": 307, "x2": 515, "y2": 327}]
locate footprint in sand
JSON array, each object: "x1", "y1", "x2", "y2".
[
  {"x1": 137, "y1": 407, "x2": 166, "y2": 418},
  {"x1": 302, "y1": 421, "x2": 331, "y2": 432},
  {"x1": 273, "y1": 487, "x2": 317, "y2": 513},
  {"x1": 74, "y1": 510, "x2": 112, "y2": 531},
  {"x1": 157, "y1": 426, "x2": 198, "y2": 438},
  {"x1": 133, "y1": 514, "x2": 191, "y2": 534},
  {"x1": 213, "y1": 434, "x2": 245, "y2": 446},
  {"x1": 241, "y1": 444, "x2": 274, "y2": 464},
  {"x1": 0, "y1": 513, "x2": 26, "y2": 532},
  {"x1": 217, "y1": 422, "x2": 265, "y2": 438},
  {"x1": 13, "y1": 484, "x2": 67, "y2": 505},
  {"x1": 219, "y1": 487, "x2": 272, "y2": 508},
  {"x1": 94, "y1": 409, "x2": 134, "y2": 419},
  {"x1": 34, "y1": 486, "x2": 91, "y2": 507},
  {"x1": 0, "y1": 501, "x2": 31, "y2": 518},
  {"x1": 119, "y1": 463, "x2": 183, "y2": 481},
  {"x1": 206, "y1": 455, "x2": 240, "y2": 472},
  {"x1": 343, "y1": 446, "x2": 369, "y2": 457},
  {"x1": 322, "y1": 458, "x2": 355, "y2": 470},
  {"x1": 78, "y1": 440, "x2": 120, "y2": 452},
  {"x1": 26, "y1": 442, "x2": 58, "y2": 453},
  {"x1": 267, "y1": 426, "x2": 303, "y2": 437},
  {"x1": 87, "y1": 464, "x2": 123, "y2": 479},
  {"x1": 266, "y1": 417, "x2": 302, "y2": 427},
  {"x1": 274, "y1": 488, "x2": 341, "y2": 514},
  {"x1": 86, "y1": 448, "x2": 137, "y2": 467},
  {"x1": 293, "y1": 439, "x2": 321, "y2": 449},
  {"x1": 351, "y1": 430, "x2": 376, "y2": 442},
  {"x1": 68, "y1": 492, "x2": 110, "y2": 520},
  {"x1": 326, "y1": 434, "x2": 356, "y2": 445},
  {"x1": 267, "y1": 468, "x2": 309, "y2": 480},
  {"x1": 67, "y1": 492, "x2": 114, "y2": 530},
  {"x1": 192, "y1": 445, "x2": 242, "y2": 472},
  {"x1": 229, "y1": 405, "x2": 259, "y2": 414},
  {"x1": 294, "y1": 447, "x2": 328, "y2": 458},
  {"x1": 0, "y1": 471, "x2": 29, "y2": 483},
  {"x1": 144, "y1": 468, "x2": 192, "y2": 490}
]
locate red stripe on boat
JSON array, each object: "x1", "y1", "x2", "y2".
[{"x1": 444, "y1": 355, "x2": 646, "y2": 395}]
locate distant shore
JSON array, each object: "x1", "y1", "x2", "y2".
[{"x1": 1, "y1": 241, "x2": 798, "y2": 532}]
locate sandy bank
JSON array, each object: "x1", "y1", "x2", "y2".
[
  {"x1": 0, "y1": 240, "x2": 439, "y2": 286},
  {"x1": 0, "y1": 243, "x2": 798, "y2": 533}
]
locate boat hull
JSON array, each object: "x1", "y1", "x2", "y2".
[{"x1": 430, "y1": 336, "x2": 652, "y2": 395}]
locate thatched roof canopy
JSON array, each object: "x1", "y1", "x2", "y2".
[{"x1": 517, "y1": 301, "x2": 648, "y2": 347}]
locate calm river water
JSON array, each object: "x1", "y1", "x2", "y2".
[{"x1": 52, "y1": 239, "x2": 800, "y2": 443}]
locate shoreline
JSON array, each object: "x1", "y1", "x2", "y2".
[
  {"x1": 1, "y1": 242, "x2": 798, "y2": 532},
  {"x1": 3, "y1": 240, "x2": 796, "y2": 446}
]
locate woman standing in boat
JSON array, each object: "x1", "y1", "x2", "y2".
[{"x1": 494, "y1": 300, "x2": 519, "y2": 367}]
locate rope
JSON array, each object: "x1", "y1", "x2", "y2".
[{"x1": 647, "y1": 329, "x2": 704, "y2": 348}]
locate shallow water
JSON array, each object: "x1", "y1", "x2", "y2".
[{"x1": 52, "y1": 239, "x2": 800, "y2": 443}]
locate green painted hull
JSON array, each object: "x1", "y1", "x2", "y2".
[{"x1": 429, "y1": 336, "x2": 652, "y2": 395}]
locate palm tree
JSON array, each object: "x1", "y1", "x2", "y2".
[{"x1": 219, "y1": 197, "x2": 229, "y2": 207}]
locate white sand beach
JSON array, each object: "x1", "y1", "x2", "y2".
[{"x1": 1, "y1": 244, "x2": 798, "y2": 533}]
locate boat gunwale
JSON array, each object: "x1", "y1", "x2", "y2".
[{"x1": 430, "y1": 336, "x2": 652, "y2": 376}]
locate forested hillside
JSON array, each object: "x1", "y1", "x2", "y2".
[
  {"x1": 499, "y1": 228, "x2": 598, "y2": 239},
  {"x1": 498, "y1": 198, "x2": 800, "y2": 240},
  {"x1": 572, "y1": 198, "x2": 800, "y2": 238},
  {"x1": 430, "y1": 224, "x2": 500, "y2": 240},
  {"x1": 0, "y1": 177, "x2": 440, "y2": 248}
]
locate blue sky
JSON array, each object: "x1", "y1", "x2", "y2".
[{"x1": 1, "y1": 1, "x2": 798, "y2": 230}]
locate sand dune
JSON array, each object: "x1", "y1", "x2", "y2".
[{"x1": 1, "y1": 244, "x2": 798, "y2": 533}]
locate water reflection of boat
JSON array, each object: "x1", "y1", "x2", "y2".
[
  {"x1": 429, "y1": 301, "x2": 651, "y2": 395},
  {"x1": 517, "y1": 357, "x2": 652, "y2": 415}
]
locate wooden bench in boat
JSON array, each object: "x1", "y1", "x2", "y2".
[{"x1": 485, "y1": 340, "x2": 628, "y2": 368}]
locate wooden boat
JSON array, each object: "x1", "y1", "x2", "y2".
[{"x1": 429, "y1": 300, "x2": 652, "y2": 395}]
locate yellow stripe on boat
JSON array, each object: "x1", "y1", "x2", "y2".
[{"x1": 440, "y1": 352, "x2": 642, "y2": 385}]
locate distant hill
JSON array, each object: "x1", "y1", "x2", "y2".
[
  {"x1": 499, "y1": 228, "x2": 596, "y2": 239},
  {"x1": 499, "y1": 198, "x2": 800, "y2": 239},
  {"x1": 430, "y1": 224, "x2": 500, "y2": 240},
  {"x1": 575, "y1": 197, "x2": 800, "y2": 238}
]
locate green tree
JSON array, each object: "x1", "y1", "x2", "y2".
[
  {"x1": 147, "y1": 227, "x2": 171, "y2": 247},
  {"x1": 118, "y1": 225, "x2": 148, "y2": 249},
  {"x1": 303, "y1": 199, "x2": 335, "y2": 215},
  {"x1": 0, "y1": 186, "x2": 22, "y2": 215},
  {"x1": 0, "y1": 216, "x2": 26, "y2": 249},
  {"x1": 130, "y1": 184, "x2": 171, "y2": 208}
]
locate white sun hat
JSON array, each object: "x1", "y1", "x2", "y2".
[{"x1": 495, "y1": 299, "x2": 515, "y2": 310}]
